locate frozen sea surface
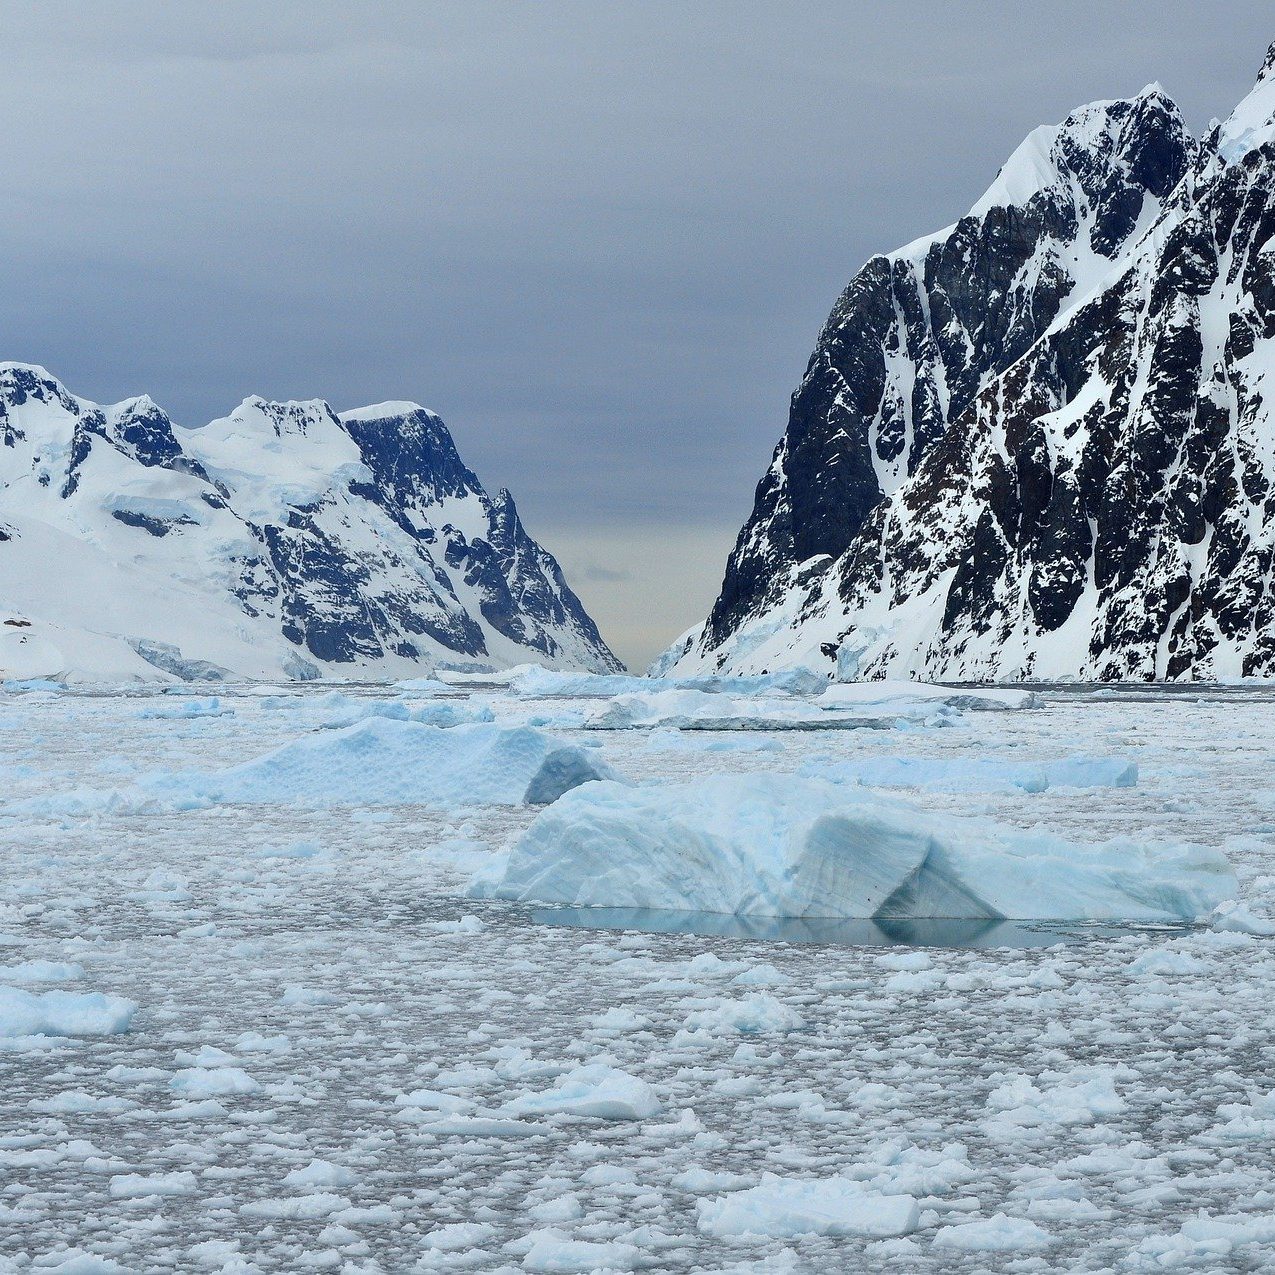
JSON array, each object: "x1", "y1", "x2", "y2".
[{"x1": 1, "y1": 681, "x2": 1274, "y2": 1271}]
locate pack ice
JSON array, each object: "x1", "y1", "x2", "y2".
[
  {"x1": 474, "y1": 776, "x2": 1235, "y2": 920},
  {"x1": 139, "y1": 720, "x2": 619, "y2": 809},
  {"x1": 509, "y1": 664, "x2": 829, "y2": 698},
  {"x1": 585, "y1": 689, "x2": 845, "y2": 731},
  {"x1": 584, "y1": 679, "x2": 1039, "y2": 731}
]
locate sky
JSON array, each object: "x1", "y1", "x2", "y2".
[{"x1": 3, "y1": 3, "x2": 1272, "y2": 669}]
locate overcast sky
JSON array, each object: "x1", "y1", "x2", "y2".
[{"x1": 3, "y1": 4, "x2": 1271, "y2": 668}]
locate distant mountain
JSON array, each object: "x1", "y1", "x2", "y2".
[
  {"x1": 0, "y1": 364, "x2": 620, "y2": 681},
  {"x1": 667, "y1": 43, "x2": 1275, "y2": 681}
]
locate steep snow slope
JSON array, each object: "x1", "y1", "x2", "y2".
[
  {"x1": 0, "y1": 365, "x2": 619, "y2": 681},
  {"x1": 673, "y1": 45, "x2": 1275, "y2": 681}
]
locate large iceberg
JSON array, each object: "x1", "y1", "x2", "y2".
[
  {"x1": 472, "y1": 776, "x2": 1235, "y2": 921},
  {"x1": 139, "y1": 720, "x2": 619, "y2": 809}
]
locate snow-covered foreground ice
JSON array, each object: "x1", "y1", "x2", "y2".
[{"x1": 2, "y1": 680, "x2": 1275, "y2": 1271}]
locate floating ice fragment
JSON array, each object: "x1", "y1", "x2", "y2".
[
  {"x1": 817, "y1": 681, "x2": 1039, "y2": 713},
  {"x1": 681, "y1": 994, "x2": 804, "y2": 1036},
  {"x1": 0, "y1": 960, "x2": 84, "y2": 984},
  {"x1": 169, "y1": 1066, "x2": 260, "y2": 1098},
  {"x1": 510, "y1": 665, "x2": 827, "y2": 699},
  {"x1": 585, "y1": 688, "x2": 869, "y2": 731},
  {"x1": 284, "y1": 1159, "x2": 357, "y2": 1188},
  {"x1": 501, "y1": 1063, "x2": 662, "y2": 1120},
  {"x1": 696, "y1": 1173, "x2": 920, "y2": 1238},
  {"x1": 984, "y1": 1068, "x2": 1125, "y2": 1134},
  {"x1": 932, "y1": 1212, "x2": 1053, "y2": 1251},
  {"x1": 108, "y1": 1171, "x2": 198, "y2": 1199},
  {"x1": 419, "y1": 1221, "x2": 496, "y2": 1251},
  {"x1": 0, "y1": 986, "x2": 135, "y2": 1040},
  {"x1": 1208, "y1": 899, "x2": 1275, "y2": 934},
  {"x1": 517, "y1": 1229, "x2": 645, "y2": 1273}
]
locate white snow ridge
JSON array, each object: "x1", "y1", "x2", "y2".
[{"x1": 0, "y1": 364, "x2": 620, "y2": 683}]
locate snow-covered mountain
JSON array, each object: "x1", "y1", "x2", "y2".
[
  {"x1": 668, "y1": 44, "x2": 1275, "y2": 681},
  {"x1": 0, "y1": 364, "x2": 620, "y2": 681}
]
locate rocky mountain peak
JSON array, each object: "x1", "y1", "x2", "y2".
[
  {"x1": 1258, "y1": 40, "x2": 1275, "y2": 84},
  {"x1": 700, "y1": 85, "x2": 1195, "y2": 653},
  {"x1": 675, "y1": 44, "x2": 1275, "y2": 682}
]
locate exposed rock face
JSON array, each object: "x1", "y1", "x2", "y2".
[
  {"x1": 674, "y1": 48, "x2": 1275, "y2": 681},
  {"x1": 0, "y1": 366, "x2": 619, "y2": 680}
]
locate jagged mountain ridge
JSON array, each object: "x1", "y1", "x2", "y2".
[
  {"x1": 0, "y1": 364, "x2": 620, "y2": 680},
  {"x1": 670, "y1": 46, "x2": 1275, "y2": 681}
]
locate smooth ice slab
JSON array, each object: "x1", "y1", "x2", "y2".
[
  {"x1": 500, "y1": 1063, "x2": 662, "y2": 1120},
  {"x1": 803, "y1": 754, "x2": 1138, "y2": 793},
  {"x1": 818, "y1": 681, "x2": 1041, "y2": 712},
  {"x1": 0, "y1": 986, "x2": 136, "y2": 1041},
  {"x1": 584, "y1": 689, "x2": 881, "y2": 731},
  {"x1": 473, "y1": 775, "x2": 1236, "y2": 920},
  {"x1": 696, "y1": 1173, "x2": 920, "y2": 1239},
  {"x1": 510, "y1": 664, "x2": 829, "y2": 698},
  {"x1": 139, "y1": 720, "x2": 621, "y2": 809}
]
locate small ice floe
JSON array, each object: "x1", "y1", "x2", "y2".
[
  {"x1": 983, "y1": 1067, "x2": 1127, "y2": 1136},
  {"x1": 473, "y1": 775, "x2": 1236, "y2": 921},
  {"x1": 931, "y1": 1212, "x2": 1053, "y2": 1252},
  {"x1": 419, "y1": 1221, "x2": 496, "y2": 1252},
  {"x1": 696, "y1": 1173, "x2": 921, "y2": 1239},
  {"x1": 108, "y1": 1171, "x2": 198, "y2": 1200},
  {"x1": 1128, "y1": 1211, "x2": 1275, "y2": 1268},
  {"x1": 680, "y1": 994, "x2": 804, "y2": 1036},
  {"x1": 0, "y1": 959, "x2": 84, "y2": 984},
  {"x1": 513, "y1": 1230, "x2": 643, "y2": 1274},
  {"x1": 135, "y1": 696, "x2": 231, "y2": 720},
  {"x1": 392, "y1": 676, "x2": 449, "y2": 694},
  {"x1": 500, "y1": 1063, "x2": 662, "y2": 1120},
  {"x1": 169, "y1": 1066, "x2": 260, "y2": 1098},
  {"x1": 510, "y1": 664, "x2": 827, "y2": 700},
  {"x1": 1207, "y1": 898, "x2": 1275, "y2": 934},
  {"x1": 584, "y1": 688, "x2": 867, "y2": 731},
  {"x1": 645, "y1": 729, "x2": 785, "y2": 753},
  {"x1": 1204, "y1": 1089, "x2": 1275, "y2": 1142},
  {"x1": 0, "y1": 986, "x2": 136, "y2": 1042},
  {"x1": 283, "y1": 1159, "x2": 356, "y2": 1188}
]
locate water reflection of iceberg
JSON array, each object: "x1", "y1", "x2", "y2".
[{"x1": 525, "y1": 906, "x2": 1171, "y2": 949}]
